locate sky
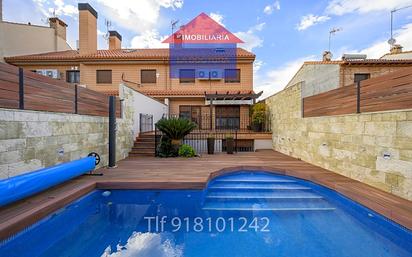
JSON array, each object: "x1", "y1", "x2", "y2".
[{"x1": 3, "y1": 0, "x2": 412, "y2": 98}]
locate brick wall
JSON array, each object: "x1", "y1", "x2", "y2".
[
  {"x1": 340, "y1": 66, "x2": 411, "y2": 87},
  {"x1": 266, "y1": 83, "x2": 412, "y2": 200}
]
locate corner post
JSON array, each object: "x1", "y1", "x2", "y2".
[
  {"x1": 356, "y1": 81, "x2": 361, "y2": 114},
  {"x1": 18, "y1": 68, "x2": 24, "y2": 109},
  {"x1": 108, "y1": 96, "x2": 116, "y2": 168}
]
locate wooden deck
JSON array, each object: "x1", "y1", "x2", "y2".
[{"x1": 0, "y1": 150, "x2": 411, "y2": 240}]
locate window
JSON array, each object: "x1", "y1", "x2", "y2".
[
  {"x1": 179, "y1": 69, "x2": 195, "y2": 83},
  {"x1": 66, "y1": 70, "x2": 80, "y2": 83},
  {"x1": 215, "y1": 106, "x2": 240, "y2": 129},
  {"x1": 141, "y1": 69, "x2": 157, "y2": 83},
  {"x1": 96, "y1": 70, "x2": 112, "y2": 84},
  {"x1": 179, "y1": 105, "x2": 201, "y2": 127},
  {"x1": 224, "y1": 69, "x2": 241, "y2": 83},
  {"x1": 354, "y1": 73, "x2": 370, "y2": 84}
]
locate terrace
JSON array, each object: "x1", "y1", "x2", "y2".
[{"x1": 1, "y1": 150, "x2": 412, "y2": 241}]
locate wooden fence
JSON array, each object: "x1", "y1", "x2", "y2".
[
  {"x1": 0, "y1": 63, "x2": 121, "y2": 117},
  {"x1": 303, "y1": 67, "x2": 412, "y2": 117}
]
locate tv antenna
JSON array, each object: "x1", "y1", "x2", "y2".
[
  {"x1": 41, "y1": 9, "x2": 56, "y2": 25},
  {"x1": 171, "y1": 19, "x2": 179, "y2": 35},
  {"x1": 328, "y1": 27, "x2": 342, "y2": 52},
  {"x1": 388, "y1": 4, "x2": 412, "y2": 46},
  {"x1": 103, "y1": 19, "x2": 112, "y2": 43}
]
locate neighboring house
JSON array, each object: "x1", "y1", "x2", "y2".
[
  {"x1": 284, "y1": 50, "x2": 412, "y2": 97},
  {"x1": 0, "y1": 0, "x2": 71, "y2": 62},
  {"x1": 5, "y1": 3, "x2": 260, "y2": 133},
  {"x1": 380, "y1": 45, "x2": 412, "y2": 60}
]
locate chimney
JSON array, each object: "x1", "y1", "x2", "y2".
[
  {"x1": 322, "y1": 51, "x2": 332, "y2": 61},
  {"x1": 49, "y1": 17, "x2": 67, "y2": 40},
  {"x1": 0, "y1": 0, "x2": 3, "y2": 22},
  {"x1": 78, "y1": 3, "x2": 98, "y2": 54},
  {"x1": 108, "y1": 31, "x2": 122, "y2": 50},
  {"x1": 390, "y1": 44, "x2": 403, "y2": 54}
]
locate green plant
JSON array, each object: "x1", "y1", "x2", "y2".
[
  {"x1": 225, "y1": 134, "x2": 234, "y2": 139},
  {"x1": 156, "y1": 135, "x2": 177, "y2": 157},
  {"x1": 251, "y1": 102, "x2": 266, "y2": 125},
  {"x1": 156, "y1": 118, "x2": 197, "y2": 140},
  {"x1": 178, "y1": 144, "x2": 196, "y2": 157}
]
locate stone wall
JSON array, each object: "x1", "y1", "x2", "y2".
[
  {"x1": 265, "y1": 83, "x2": 412, "y2": 200},
  {"x1": 0, "y1": 84, "x2": 136, "y2": 179},
  {"x1": 285, "y1": 63, "x2": 340, "y2": 97}
]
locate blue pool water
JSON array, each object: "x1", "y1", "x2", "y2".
[{"x1": 1, "y1": 171, "x2": 411, "y2": 257}]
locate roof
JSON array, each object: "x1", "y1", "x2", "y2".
[
  {"x1": 380, "y1": 51, "x2": 412, "y2": 60},
  {"x1": 100, "y1": 89, "x2": 256, "y2": 97},
  {"x1": 4, "y1": 48, "x2": 255, "y2": 62},
  {"x1": 303, "y1": 59, "x2": 412, "y2": 65}
]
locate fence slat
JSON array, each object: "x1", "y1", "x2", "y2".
[
  {"x1": 303, "y1": 67, "x2": 412, "y2": 117},
  {"x1": 0, "y1": 63, "x2": 122, "y2": 118}
]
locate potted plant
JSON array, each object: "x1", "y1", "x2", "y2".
[
  {"x1": 207, "y1": 134, "x2": 215, "y2": 155},
  {"x1": 226, "y1": 134, "x2": 234, "y2": 154},
  {"x1": 251, "y1": 102, "x2": 266, "y2": 132},
  {"x1": 155, "y1": 117, "x2": 197, "y2": 156}
]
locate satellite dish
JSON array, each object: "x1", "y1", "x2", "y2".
[{"x1": 388, "y1": 38, "x2": 396, "y2": 45}]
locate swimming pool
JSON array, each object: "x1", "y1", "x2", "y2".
[{"x1": 1, "y1": 171, "x2": 411, "y2": 257}]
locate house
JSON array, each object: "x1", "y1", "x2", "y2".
[
  {"x1": 283, "y1": 49, "x2": 412, "y2": 98},
  {"x1": 4, "y1": 3, "x2": 261, "y2": 133},
  {"x1": 0, "y1": 0, "x2": 71, "y2": 62}
]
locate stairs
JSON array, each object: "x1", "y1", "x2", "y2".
[
  {"x1": 129, "y1": 133, "x2": 156, "y2": 157},
  {"x1": 202, "y1": 172, "x2": 336, "y2": 212}
]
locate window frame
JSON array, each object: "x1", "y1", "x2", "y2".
[
  {"x1": 96, "y1": 70, "x2": 112, "y2": 84},
  {"x1": 66, "y1": 70, "x2": 80, "y2": 84},
  {"x1": 140, "y1": 69, "x2": 157, "y2": 84},
  {"x1": 179, "y1": 69, "x2": 196, "y2": 84},
  {"x1": 224, "y1": 69, "x2": 241, "y2": 83},
  {"x1": 354, "y1": 73, "x2": 370, "y2": 84}
]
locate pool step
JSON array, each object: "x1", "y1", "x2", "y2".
[{"x1": 203, "y1": 172, "x2": 335, "y2": 212}]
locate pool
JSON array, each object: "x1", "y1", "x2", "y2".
[{"x1": 1, "y1": 171, "x2": 411, "y2": 257}]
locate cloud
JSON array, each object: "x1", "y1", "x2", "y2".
[
  {"x1": 235, "y1": 23, "x2": 265, "y2": 51},
  {"x1": 101, "y1": 232, "x2": 183, "y2": 257},
  {"x1": 263, "y1": 1, "x2": 281, "y2": 15},
  {"x1": 296, "y1": 14, "x2": 330, "y2": 31},
  {"x1": 130, "y1": 30, "x2": 168, "y2": 48},
  {"x1": 209, "y1": 12, "x2": 224, "y2": 26},
  {"x1": 326, "y1": 0, "x2": 412, "y2": 16},
  {"x1": 347, "y1": 22, "x2": 412, "y2": 58},
  {"x1": 32, "y1": 0, "x2": 78, "y2": 18},
  {"x1": 256, "y1": 56, "x2": 315, "y2": 99},
  {"x1": 50, "y1": 0, "x2": 78, "y2": 18},
  {"x1": 96, "y1": 0, "x2": 184, "y2": 34}
]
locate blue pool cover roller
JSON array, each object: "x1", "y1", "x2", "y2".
[{"x1": 0, "y1": 156, "x2": 96, "y2": 207}]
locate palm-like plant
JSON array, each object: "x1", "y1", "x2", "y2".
[{"x1": 156, "y1": 117, "x2": 197, "y2": 141}]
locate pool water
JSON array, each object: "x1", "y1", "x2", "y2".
[{"x1": 1, "y1": 171, "x2": 411, "y2": 257}]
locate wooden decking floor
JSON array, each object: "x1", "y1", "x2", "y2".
[{"x1": 0, "y1": 150, "x2": 411, "y2": 240}]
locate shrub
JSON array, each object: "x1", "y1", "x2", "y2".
[
  {"x1": 156, "y1": 135, "x2": 178, "y2": 157},
  {"x1": 156, "y1": 118, "x2": 197, "y2": 140},
  {"x1": 178, "y1": 144, "x2": 196, "y2": 157},
  {"x1": 251, "y1": 102, "x2": 266, "y2": 125}
]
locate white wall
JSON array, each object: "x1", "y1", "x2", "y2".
[
  {"x1": 119, "y1": 83, "x2": 168, "y2": 137},
  {"x1": 0, "y1": 21, "x2": 71, "y2": 61}
]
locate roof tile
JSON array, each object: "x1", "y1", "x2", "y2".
[{"x1": 5, "y1": 48, "x2": 255, "y2": 62}]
